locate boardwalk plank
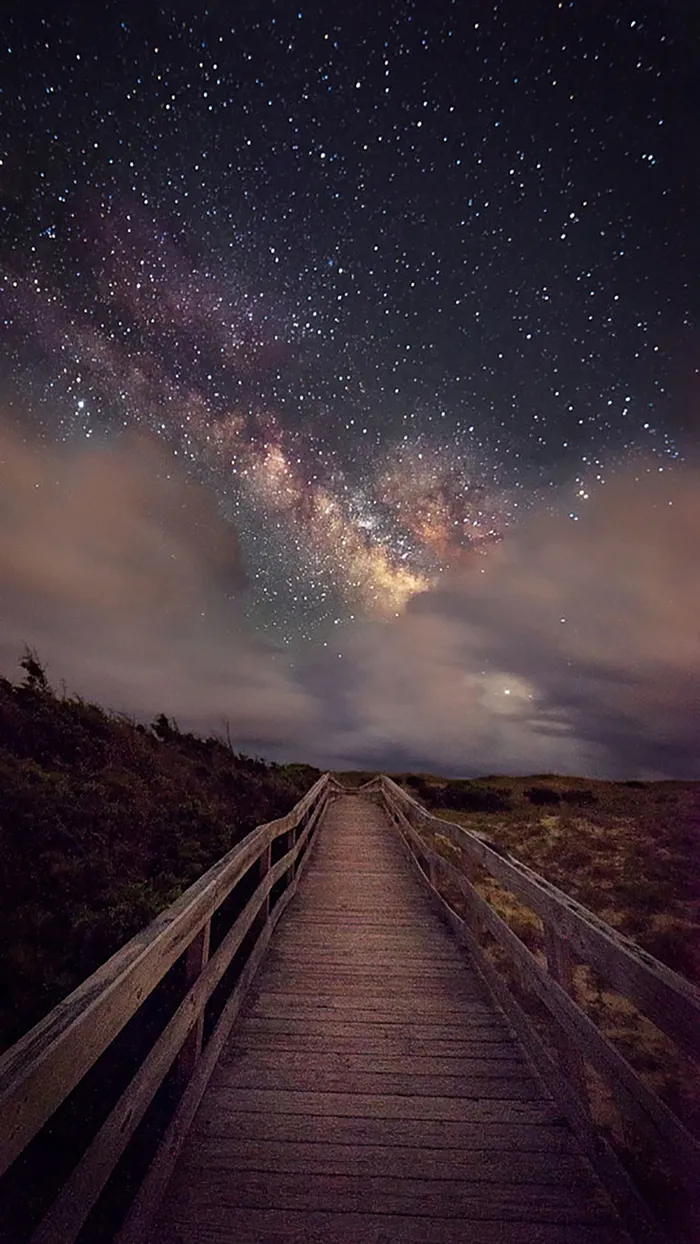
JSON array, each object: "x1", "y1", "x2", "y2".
[
  {"x1": 217, "y1": 1068, "x2": 539, "y2": 1099},
  {"x1": 156, "y1": 1208, "x2": 627, "y2": 1244},
  {"x1": 222, "y1": 1049, "x2": 526, "y2": 1077},
  {"x1": 192, "y1": 1112, "x2": 583, "y2": 1153},
  {"x1": 172, "y1": 1170, "x2": 611, "y2": 1220},
  {"x1": 180, "y1": 1138, "x2": 592, "y2": 1182},
  {"x1": 249, "y1": 993, "x2": 494, "y2": 1014},
  {"x1": 235, "y1": 1016, "x2": 511, "y2": 1044},
  {"x1": 195, "y1": 1086, "x2": 562, "y2": 1124},
  {"x1": 227, "y1": 1032, "x2": 520, "y2": 1057}
]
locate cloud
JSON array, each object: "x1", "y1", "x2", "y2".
[
  {"x1": 0, "y1": 423, "x2": 317, "y2": 748},
  {"x1": 1, "y1": 424, "x2": 697, "y2": 778},
  {"x1": 326, "y1": 467, "x2": 700, "y2": 777}
]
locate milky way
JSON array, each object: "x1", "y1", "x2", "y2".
[{"x1": 0, "y1": 1, "x2": 696, "y2": 651}]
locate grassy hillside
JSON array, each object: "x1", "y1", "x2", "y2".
[{"x1": 0, "y1": 652, "x2": 319, "y2": 1052}]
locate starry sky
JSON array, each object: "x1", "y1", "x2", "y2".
[{"x1": 1, "y1": 1, "x2": 699, "y2": 776}]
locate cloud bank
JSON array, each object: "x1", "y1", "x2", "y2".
[
  {"x1": 1, "y1": 424, "x2": 698, "y2": 778},
  {"x1": 0, "y1": 424, "x2": 317, "y2": 750},
  {"x1": 327, "y1": 468, "x2": 700, "y2": 777}
]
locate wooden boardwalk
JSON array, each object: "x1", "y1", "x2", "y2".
[{"x1": 151, "y1": 794, "x2": 630, "y2": 1244}]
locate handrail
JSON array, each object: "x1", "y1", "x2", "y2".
[
  {"x1": 366, "y1": 775, "x2": 700, "y2": 1057},
  {"x1": 0, "y1": 772, "x2": 342, "y2": 1244},
  {"x1": 364, "y1": 774, "x2": 700, "y2": 1240}
]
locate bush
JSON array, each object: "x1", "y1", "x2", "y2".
[
  {"x1": 406, "y1": 775, "x2": 429, "y2": 797},
  {"x1": 525, "y1": 786, "x2": 561, "y2": 806},
  {"x1": 441, "y1": 782, "x2": 513, "y2": 813},
  {"x1": 561, "y1": 789, "x2": 597, "y2": 805}
]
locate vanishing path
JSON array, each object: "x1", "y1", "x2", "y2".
[{"x1": 151, "y1": 794, "x2": 629, "y2": 1243}]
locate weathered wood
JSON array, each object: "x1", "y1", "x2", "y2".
[
  {"x1": 448, "y1": 903, "x2": 670, "y2": 1244},
  {"x1": 30, "y1": 871, "x2": 274, "y2": 1243},
  {"x1": 6, "y1": 782, "x2": 656, "y2": 1244},
  {"x1": 192, "y1": 1111, "x2": 580, "y2": 1153},
  {"x1": 257, "y1": 841, "x2": 272, "y2": 923},
  {"x1": 182, "y1": 1138, "x2": 591, "y2": 1178},
  {"x1": 116, "y1": 778, "x2": 326, "y2": 1244},
  {"x1": 390, "y1": 783, "x2": 700, "y2": 1202},
  {"x1": 0, "y1": 824, "x2": 265, "y2": 1176},
  {"x1": 411, "y1": 840, "x2": 700, "y2": 1190},
  {"x1": 156, "y1": 1208, "x2": 628, "y2": 1244},
  {"x1": 233, "y1": 1016, "x2": 513, "y2": 1044},
  {"x1": 116, "y1": 919, "x2": 275, "y2": 1244},
  {"x1": 0, "y1": 773, "x2": 330, "y2": 1179},
  {"x1": 246, "y1": 997, "x2": 494, "y2": 1022},
  {"x1": 225, "y1": 1048, "x2": 525, "y2": 1077},
  {"x1": 174, "y1": 917, "x2": 211, "y2": 1091},
  {"x1": 543, "y1": 922, "x2": 590, "y2": 1107},
  {"x1": 28, "y1": 788, "x2": 329, "y2": 1244},
  {"x1": 174, "y1": 1169, "x2": 612, "y2": 1220},
  {"x1": 376, "y1": 775, "x2": 700, "y2": 1062},
  {"x1": 228, "y1": 1029, "x2": 519, "y2": 1056},
  {"x1": 151, "y1": 794, "x2": 629, "y2": 1244},
  {"x1": 387, "y1": 790, "x2": 672, "y2": 1244},
  {"x1": 261, "y1": 962, "x2": 472, "y2": 982},
  {"x1": 218, "y1": 1067, "x2": 539, "y2": 1100}
]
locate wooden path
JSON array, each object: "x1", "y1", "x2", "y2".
[{"x1": 151, "y1": 794, "x2": 630, "y2": 1244}]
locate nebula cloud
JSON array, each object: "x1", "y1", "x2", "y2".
[{"x1": 0, "y1": 201, "x2": 509, "y2": 627}]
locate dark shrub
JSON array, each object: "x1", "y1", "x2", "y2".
[
  {"x1": 441, "y1": 783, "x2": 513, "y2": 813},
  {"x1": 560, "y1": 789, "x2": 596, "y2": 806},
  {"x1": 525, "y1": 786, "x2": 561, "y2": 806},
  {"x1": 406, "y1": 775, "x2": 429, "y2": 797}
]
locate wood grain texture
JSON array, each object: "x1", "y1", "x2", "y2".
[
  {"x1": 0, "y1": 774, "x2": 333, "y2": 1180},
  {"x1": 115, "y1": 789, "x2": 334, "y2": 1244},
  {"x1": 151, "y1": 1208, "x2": 628, "y2": 1244},
  {"x1": 149, "y1": 795, "x2": 630, "y2": 1244},
  {"x1": 420, "y1": 838, "x2": 700, "y2": 1187},
  {"x1": 31, "y1": 788, "x2": 333, "y2": 1244}
]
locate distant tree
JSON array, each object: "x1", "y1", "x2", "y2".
[
  {"x1": 19, "y1": 646, "x2": 50, "y2": 693},
  {"x1": 151, "y1": 713, "x2": 179, "y2": 742}
]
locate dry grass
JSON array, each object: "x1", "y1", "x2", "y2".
[{"x1": 400, "y1": 772, "x2": 700, "y2": 982}]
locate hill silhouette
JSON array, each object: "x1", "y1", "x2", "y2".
[{"x1": 0, "y1": 651, "x2": 319, "y2": 1052}]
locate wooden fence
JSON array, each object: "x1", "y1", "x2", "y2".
[
  {"x1": 0, "y1": 772, "x2": 341, "y2": 1244},
  {"x1": 364, "y1": 774, "x2": 700, "y2": 1243}
]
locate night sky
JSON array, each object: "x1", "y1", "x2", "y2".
[{"x1": 1, "y1": 1, "x2": 699, "y2": 777}]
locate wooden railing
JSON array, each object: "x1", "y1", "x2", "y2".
[
  {"x1": 0, "y1": 773, "x2": 341, "y2": 1244},
  {"x1": 364, "y1": 774, "x2": 700, "y2": 1244}
]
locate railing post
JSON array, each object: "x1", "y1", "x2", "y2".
[
  {"x1": 543, "y1": 923, "x2": 589, "y2": 1110},
  {"x1": 174, "y1": 918, "x2": 211, "y2": 1090},
  {"x1": 258, "y1": 841, "x2": 272, "y2": 921},
  {"x1": 286, "y1": 822, "x2": 298, "y2": 880}
]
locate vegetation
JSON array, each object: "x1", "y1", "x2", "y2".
[
  {"x1": 0, "y1": 651, "x2": 319, "y2": 1052},
  {"x1": 394, "y1": 771, "x2": 700, "y2": 985}
]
